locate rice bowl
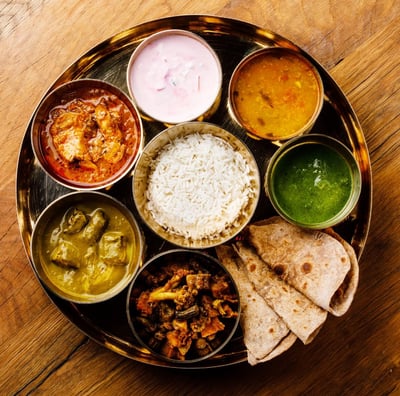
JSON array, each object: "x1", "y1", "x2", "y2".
[{"x1": 133, "y1": 122, "x2": 260, "y2": 248}]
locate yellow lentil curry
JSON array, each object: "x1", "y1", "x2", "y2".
[{"x1": 231, "y1": 49, "x2": 322, "y2": 140}]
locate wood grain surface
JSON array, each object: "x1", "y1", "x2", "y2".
[{"x1": 1, "y1": 1, "x2": 399, "y2": 395}]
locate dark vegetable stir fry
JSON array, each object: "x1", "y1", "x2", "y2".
[{"x1": 130, "y1": 256, "x2": 239, "y2": 361}]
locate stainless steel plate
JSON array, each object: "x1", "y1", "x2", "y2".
[{"x1": 16, "y1": 15, "x2": 372, "y2": 369}]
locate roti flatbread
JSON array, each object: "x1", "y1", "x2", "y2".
[
  {"x1": 323, "y1": 228, "x2": 359, "y2": 316},
  {"x1": 247, "y1": 217, "x2": 359, "y2": 316},
  {"x1": 234, "y1": 241, "x2": 327, "y2": 345},
  {"x1": 216, "y1": 245, "x2": 297, "y2": 365},
  {"x1": 248, "y1": 332, "x2": 298, "y2": 366}
]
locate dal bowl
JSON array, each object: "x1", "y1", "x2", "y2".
[
  {"x1": 132, "y1": 122, "x2": 260, "y2": 249},
  {"x1": 31, "y1": 79, "x2": 143, "y2": 190},
  {"x1": 126, "y1": 249, "x2": 240, "y2": 364},
  {"x1": 229, "y1": 47, "x2": 324, "y2": 141},
  {"x1": 265, "y1": 134, "x2": 362, "y2": 229},
  {"x1": 30, "y1": 191, "x2": 145, "y2": 303}
]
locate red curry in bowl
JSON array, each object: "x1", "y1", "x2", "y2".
[{"x1": 31, "y1": 79, "x2": 143, "y2": 190}]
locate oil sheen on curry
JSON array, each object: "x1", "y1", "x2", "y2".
[
  {"x1": 41, "y1": 87, "x2": 141, "y2": 184},
  {"x1": 42, "y1": 201, "x2": 136, "y2": 297}
]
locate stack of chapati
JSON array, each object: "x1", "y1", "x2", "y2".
[{"x1": 216, "y1": 216, "x2": 359, "y2": 365}]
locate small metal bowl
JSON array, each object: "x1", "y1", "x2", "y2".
[
  {"x1": 31, "y1": 78, "x2": 143, "y2": 190},
  {"x1": 229, "y1": 47, "x2": 324, "y2": 141},
  {"x1": 132, "y1": 122, "x2": 260, "y2": 249},
  {"x1": 265, "y1": 134, "x2": 362, "y2": 229},
  {"x1": 126, "y1": 249, "x2": 241, "y2": 364},
  {"x1": 30, "y1": 191, "x2": 145, "y2": 303},
  {"x1": 126, "y1": 29, "x2": 222, "y2": 124}
]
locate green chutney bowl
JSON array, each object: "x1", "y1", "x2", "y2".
[{"x1": 265, "y1": 134, "x2": 362, "y2": 229}]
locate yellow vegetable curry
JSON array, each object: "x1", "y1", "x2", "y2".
[{"x1": 41, "y1": 201, "x2": 136, "y2": 297}]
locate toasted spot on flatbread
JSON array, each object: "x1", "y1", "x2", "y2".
[
  {"x1": 274, "y1": 264, "x2": 286, "y2": 277},
  {"x1": 302, "y1": 262, "x2": 312, "y2": 273}
]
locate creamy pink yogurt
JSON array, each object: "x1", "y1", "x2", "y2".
[{"x1": 127, "y1": 30, "x2": 222, "y2": 124}]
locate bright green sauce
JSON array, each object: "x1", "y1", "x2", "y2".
[{"x1": 272, "y1": 143, "x2": 352, "y2": 225}]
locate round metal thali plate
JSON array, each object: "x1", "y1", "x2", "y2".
[{"x1": 16, "y1": 15, "x2": 372, "y2": 369}]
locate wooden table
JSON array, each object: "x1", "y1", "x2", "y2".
[{"x1": 1, "y1": 1, "x2": 399, "y2": 394}]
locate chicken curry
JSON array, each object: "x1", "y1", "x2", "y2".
[{"x1": 40, "y1": 88, "x2": 141, "y2": 184}]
